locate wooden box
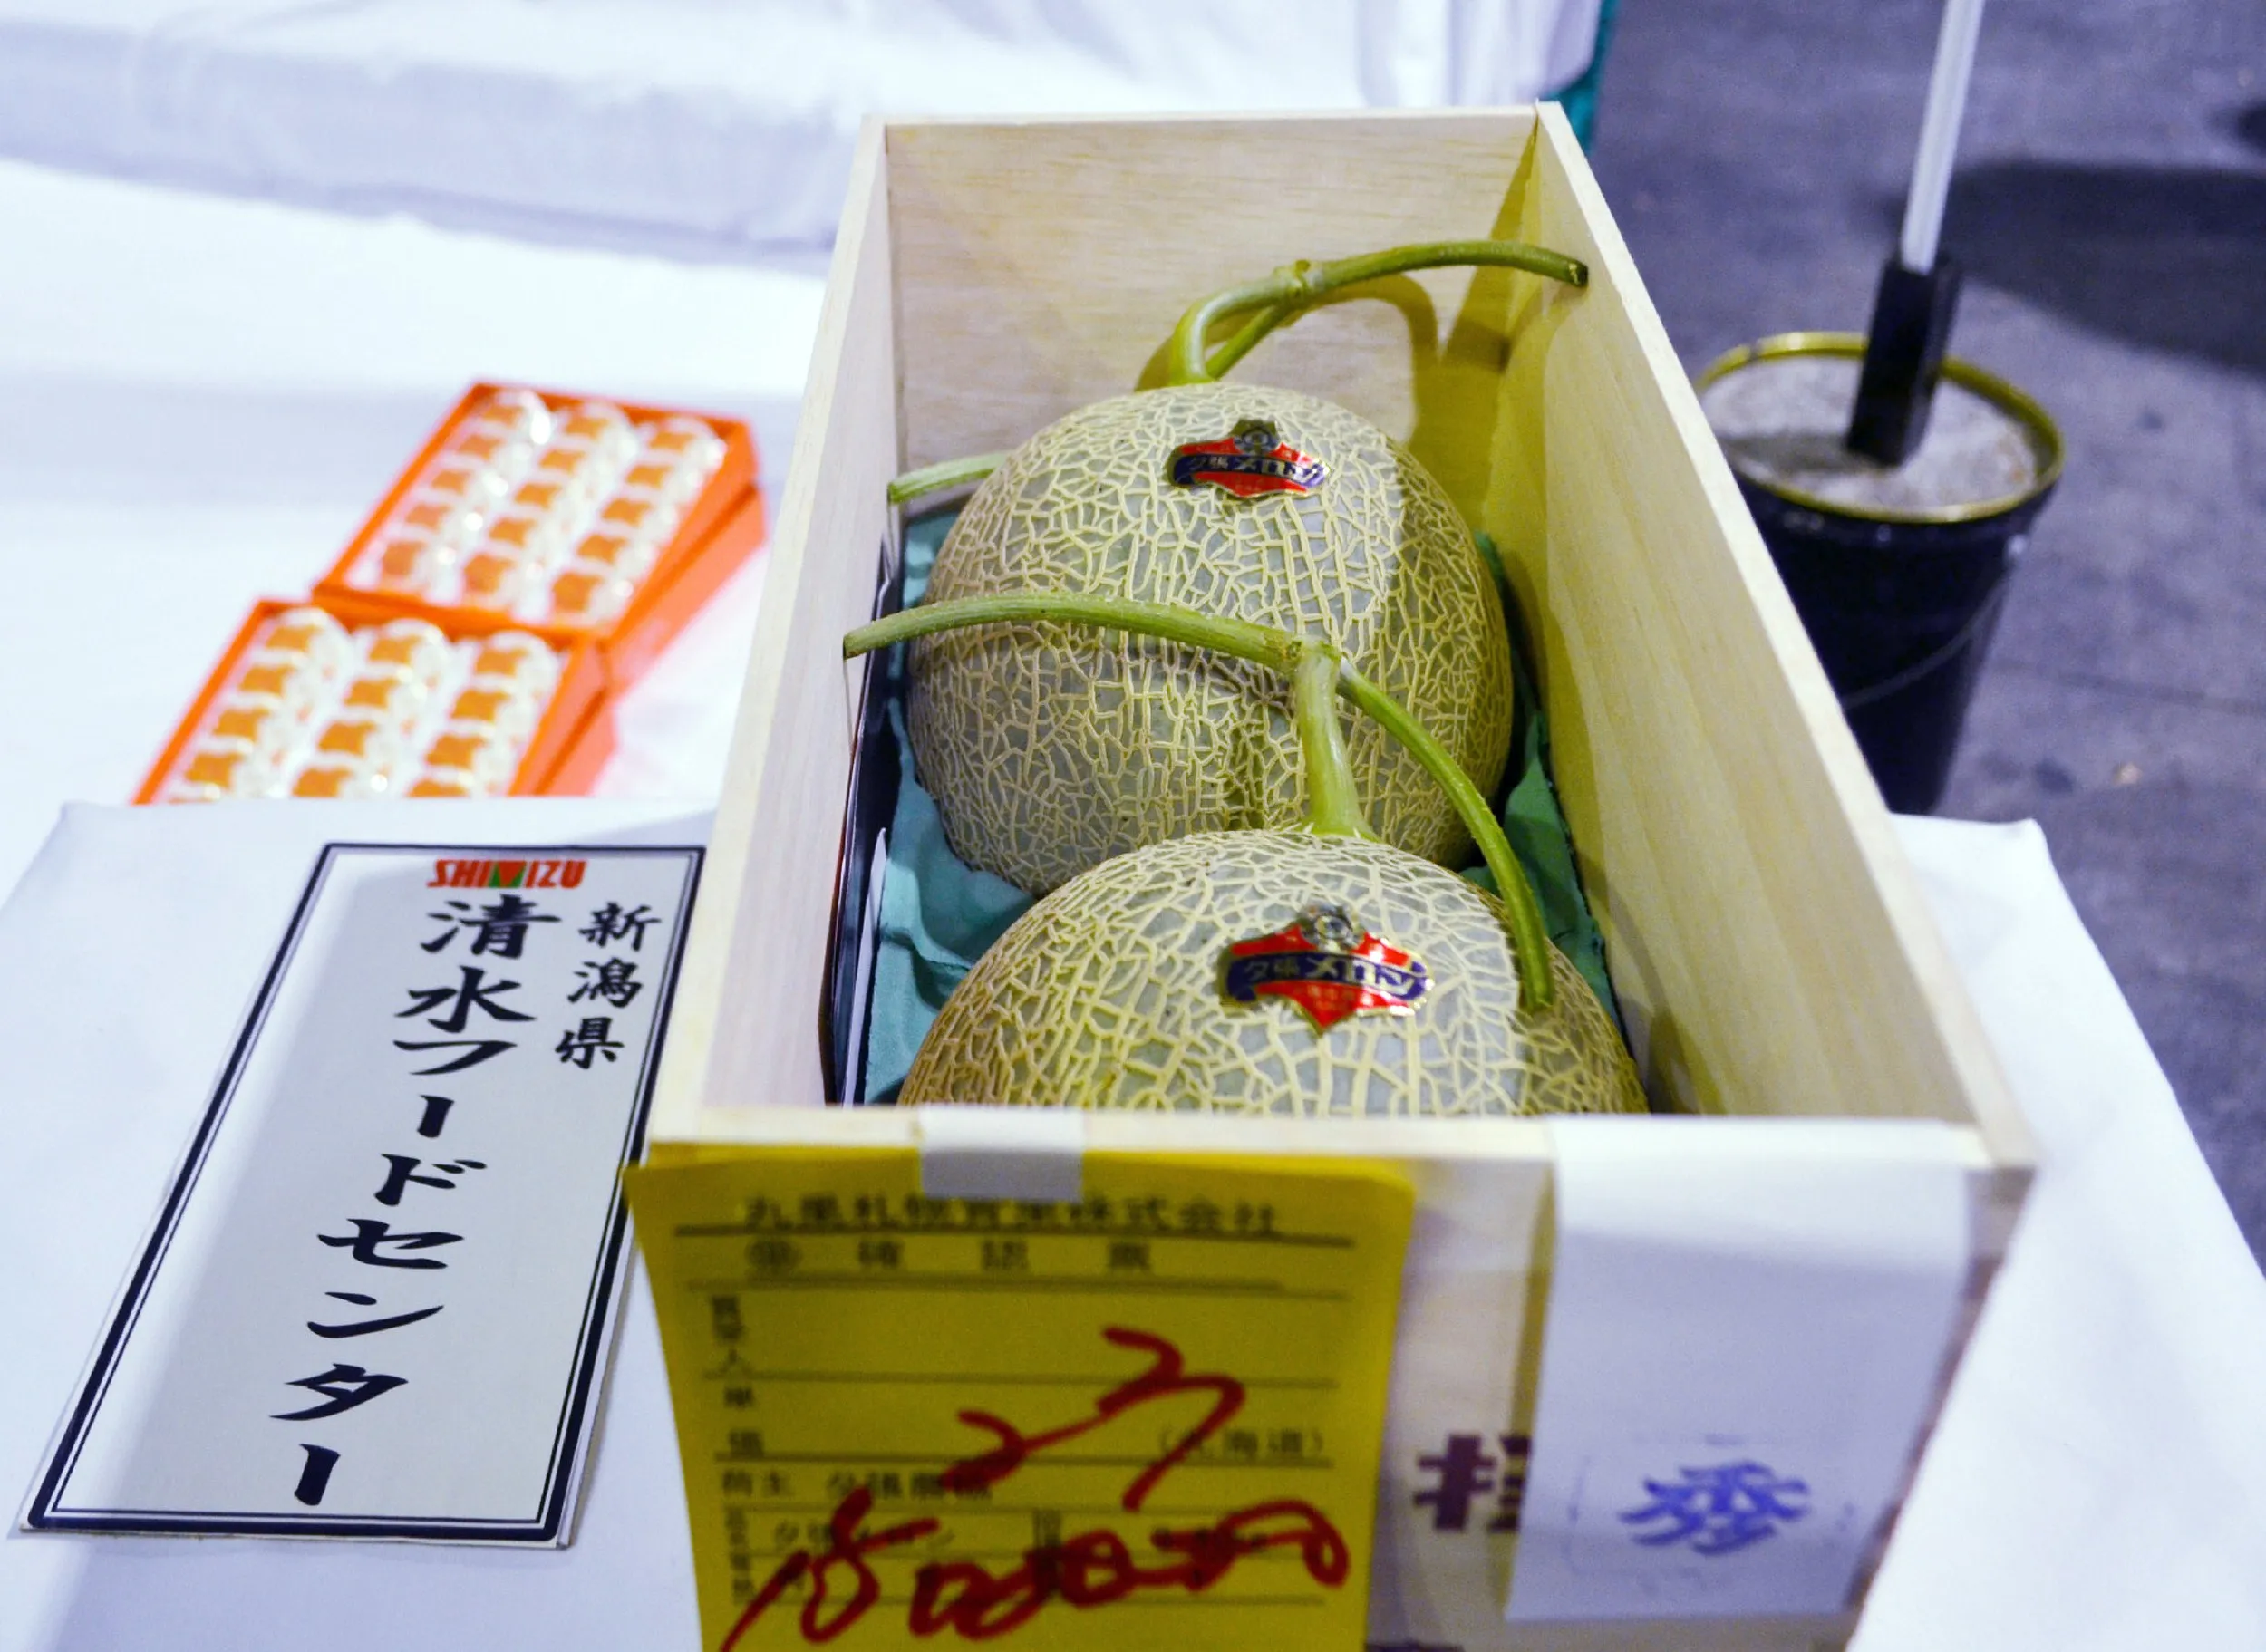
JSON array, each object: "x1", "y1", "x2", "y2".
[{"x1": 645, "y1": 109, "x2": 2032, "y2": 1648}]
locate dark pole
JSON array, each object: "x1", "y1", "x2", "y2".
[{"x1": 1846, "y1": 0, "x2": 1986, "y2": 465}]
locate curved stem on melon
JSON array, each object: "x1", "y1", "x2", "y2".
[
  {"x1": 888, "y1": 450, "x2": 1010, "y2": 506},
  {"x1": 1290, "y1": 644, "x2": 1377, "y2": 843},
  {"x1": 1331, "y1": 659, "x2": 1552, "y2": 990},
  {"x1": 884, "y1": 239, "x2": 1587, "y2": 498},
  {"x1": 1166, "y1": 238, "x2": 1590, "y2": 387},
  {"x1": 844, "y1": 594, "x2": 1557, "y2": 1012}
]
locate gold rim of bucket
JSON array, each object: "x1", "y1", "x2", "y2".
[{"x1": 1694, "y1": 331, "x2": 2067, "y2": 527}]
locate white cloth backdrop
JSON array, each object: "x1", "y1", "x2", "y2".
[{"x1": 0, "y1": 0, "x2": 1603, "y2": 255}]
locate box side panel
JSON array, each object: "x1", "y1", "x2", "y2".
[
  {"x1": 648, "y1": 126, "x2": 897, "y2": 1134},
  {"x1": 886, "y1": 109, "x2": 1542, "y2": 516},
  {"x1": 508, "y1": 636, "x2": 606, "y2": 793},
  {"x1": 597, "y1": 482, "x2": 766, "y2": 692},
  {"x1": 1486, "y1": 111, "x2": 2027, "y2": 1153}
]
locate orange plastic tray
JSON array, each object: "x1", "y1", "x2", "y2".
[
  {"x1": 135, "y1": 595, "x2": 611, "y2": 805},
  {"x1": 311, "y1": 382, "x2": 765, "y2": 693}
]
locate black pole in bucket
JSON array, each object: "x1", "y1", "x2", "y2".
[
  {"x1": 1846, "y1": 0, "x2": 1985, "y2": 464},
  {"x1": 1698, "y1": 0, "x2": 2066, "y2": 814}
]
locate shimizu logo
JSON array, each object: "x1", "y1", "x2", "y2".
[
  {"x1": 426, "y1": 857, "x2": 587, "y2": 890},
  {"x1": 1167, "y1": 419, "x2": 1327, "y2": 499},
  {"x1": 1220, "y1": 903, "x2": 1429, "y2": 1033}
]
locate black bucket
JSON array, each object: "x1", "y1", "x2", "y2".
[{"x1": 1697, "y1": 333, "x2": 2063, "y2": 814}]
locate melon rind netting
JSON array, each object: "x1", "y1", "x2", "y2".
[
  {"x1": 908, "y1": 384, "x2": 1515, "y2": 896},
  {"x1": 901, "y1": 831, "x2": 1646, "y2": 1118}
]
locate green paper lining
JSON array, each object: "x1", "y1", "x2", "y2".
[{"x1": 859, "y1": 507, "x2": 1622, "y2": 1104}]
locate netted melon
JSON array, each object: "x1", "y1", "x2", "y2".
[
  {"x1": 910, "y1": 382, "x2": 1513, "y2": 896},
  {"x1": 900, "y1": 829, "x2": 1642, "y2": 1117},
  {"x1": 849, "y1": 590, "x2": 1645, "y2": 1122}
]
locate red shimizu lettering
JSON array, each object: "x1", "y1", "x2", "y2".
[
  {"x1": 431, "y1": 857, "x2": 586, "y2": 890},
  {"x1": 714, "y1": 1328, "x2": 1351, "y2": 1647}
]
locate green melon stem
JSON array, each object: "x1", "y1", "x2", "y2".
[
  {"x1": 1290, "y1": 644, "x2": 1376, "y2": 843},
  {"x1": 888, "y1": 450, "x2": 1011, "y2": 506},
  {"x1": 885, "y1": 237, "x2": 1589, "y2": 501},
  {"x1": 843, "y1": 593, "x2": 1556, "y2": 1012},
  {"x1": 1165, "y1": 238, "x2": 1590, "y2": 387}
]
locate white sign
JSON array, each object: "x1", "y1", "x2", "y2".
[
  {"x1": 24, "y1": 842, "x2": 701, "y2": 1544},
  {"x1": 1506, "y1": 1116, "x2": 1973, "y2": 1621}
]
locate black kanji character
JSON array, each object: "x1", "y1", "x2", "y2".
[
  {"x1": 581, "y1": 902, "x2": 656, "y2": 952},
  {"x1": 555, "y1": 1017, "x2": 624, "y2": 1068},
  {"x1": 1177, "y1": 1196, "x2": 1224, "y2": 1232},
  {"x1": 394, "y1": 1039, "x2": 517, "y2": 1075},
  {"x1": 567, "y1": 957, "x2": 643, "y2": 1009},
  {"x1": 316, "y1": 1217, "x2": 462, "y2": 1269},
  {"x1": 273, "y1": 1362, "x2": 408, "y2": 1420},
  {"x1": 307, "y1": 1289, "x2": 445, "y2": 1338},
  {"x1": 399, "y1": 965, "x2": 534, "y2": 1033},
  {"x1": 1414, "y1": 1434, "x2": 1497, "y2": 1531},
  {"x1": 373, "y1": 1154, "x2": 486, "y2": 1207},
  {"x1": 422, "y1": 894, "x2": 559, "y2": 959},
  {"x1": 293, "y1": 1444, "x2": 340, "y2": 1505}
]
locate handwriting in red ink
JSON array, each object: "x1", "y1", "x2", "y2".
[
  {"x1": 908, "y1": 1497, "x2": 1348, "y2": 1640},
  {"x1": 721, "y1": 1486, "x2": 940, "y2": 1651},
  {"x1": 713, "y1": 1326, "x2": 1351, "y2": 1647},
  {"x1": 940, "y1": 1326, "x2": 1244, "y2": 1512}
]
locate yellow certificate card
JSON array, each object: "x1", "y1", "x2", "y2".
[{"x1": 625, "y1": 1148, "x2": 1413, "y2": 1652}]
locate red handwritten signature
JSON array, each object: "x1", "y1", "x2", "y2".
[{"x1": 716, "y1": 1327, "x2": 1349, "y2": 1648}]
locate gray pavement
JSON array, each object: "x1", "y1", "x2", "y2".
[{"x1": 1589, "y1": 0, "x2": 2266, "y2": 1255}]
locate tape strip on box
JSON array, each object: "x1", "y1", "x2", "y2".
[{"x1": 915, "y1": 1106, "x2": 1086, "y2": 1202}]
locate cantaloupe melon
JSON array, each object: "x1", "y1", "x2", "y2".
[
  {"x1": 849, "y1": 592, "x2": 1645, "y2": 1121},
  {"x1": 911, "y1": 383, "x2": 1514, "y2": 895},
  {"x1": 899, "y1": 828, "x2": 1643, "y2": 1117}
]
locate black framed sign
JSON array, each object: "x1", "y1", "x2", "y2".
[{"x1": 24, "y1": 842, "x2": 700, "y2": 1544}]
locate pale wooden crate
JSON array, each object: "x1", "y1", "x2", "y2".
[{"x1": 647, "y1": 108, "x2": 2033, "y2": 1648}]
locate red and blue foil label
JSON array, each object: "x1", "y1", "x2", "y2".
[
  {"x1": 1167, "y1": 420, "x2": 1326, "y2": 498},
  {"x1": 1221, "y1": 903, "x2": 1428, "y2": 1032}
]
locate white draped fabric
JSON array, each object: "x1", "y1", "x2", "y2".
[{"x1": 0, "y1": 0, "x2": 1603, "y2": 255}]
